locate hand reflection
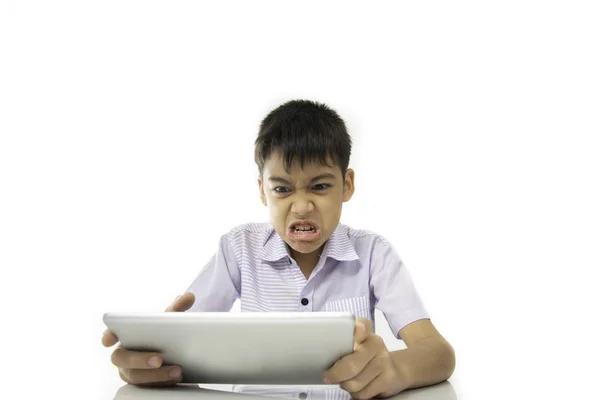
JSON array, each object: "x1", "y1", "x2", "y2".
[{"x1": 113, "y1": 381, "x2": 456, "y2": 400}]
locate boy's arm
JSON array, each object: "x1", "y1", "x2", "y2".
[
  {"x1": 323, "y1": 318, "x2": 454, "y2": 398},
  {"x1": 390, "y1": 319, "x2": 455, "y2": 392},
  {"x1": 324, "y1": 237, "x2": 454, "y2": 397}
]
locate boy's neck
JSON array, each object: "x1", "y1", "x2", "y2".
[{"x1": 289, "y1": 245, "x2": 324, "y2": 280}]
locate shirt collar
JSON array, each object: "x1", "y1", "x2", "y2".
[{"x1": 260, "y1": 223, "x2": 359, "y2": 262}]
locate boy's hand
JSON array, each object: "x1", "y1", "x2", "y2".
[
  {"x1": 323, "y1": 319, "x2": 407, "y2": 399},
  {"x1": 101, "y1": 292, "x2": 196, "y2": 386}
]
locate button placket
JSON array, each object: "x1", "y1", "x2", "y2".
[
  {"x1": 299, "y1": 278, "x2": 314, "y2": 311},
  {"x1": 299, "y1": 289, "x2": 314, "y2": 311}
]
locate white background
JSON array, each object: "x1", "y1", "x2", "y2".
[{"x1": 1, "y1": 1, "x2": 599, "y2": 399}]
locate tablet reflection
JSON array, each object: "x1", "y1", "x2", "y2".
[{"x1": 113, "y1": 381, "x2": 456, "y2": 400}]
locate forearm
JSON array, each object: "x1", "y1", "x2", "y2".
[{"x1": 390, "y1": 336, "x2": 456, "y2": 392}]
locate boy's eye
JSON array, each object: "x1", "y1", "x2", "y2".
[
  {"x1": 312, "y1": 183, "x2": 331, "y2": 191},
  {"x1": 273, "y1": 187, "x2": 290, "y2": 193}
]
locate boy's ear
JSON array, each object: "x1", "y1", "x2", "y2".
[
  {"x1": 343, "y1": 168, "x2": 355, "y2": 202},
  {"x1": 258, "y1": 177, "x2": 267, "y2": 206}
]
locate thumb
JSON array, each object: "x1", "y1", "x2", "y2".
[
  {"x1": 101, "y1": 329, "x2": 118, "y2": 347},
  {"x1": 353, "y1": 318, "x2": 372, "y2": 350},
  {"x1": 165, "y1": 292, "x2": 195, "y2": 312}
]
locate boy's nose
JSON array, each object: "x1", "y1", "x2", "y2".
[{"x1": 290, "y1": 197, "x2": 315, "y2": 216}]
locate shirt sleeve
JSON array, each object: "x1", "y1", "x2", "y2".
[
  {"x1": 185, "y1": 234, "x2": 241, "y2": 312},
  {"x1": 370, "y1": 237, "x2": 429, "y2": 339}
]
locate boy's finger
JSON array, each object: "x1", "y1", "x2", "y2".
[
  {"x1": 121, "y1": 365, "x2": 183, "y2": 385},
  {"x1": 165, "y1": 292, "x2": 195, "y2": 312},
  {"x1": 111, "y1": 347, "x2": 163, "y2": 370},
  {"x1": 102, "y1": 330, "x2": 118, "y2": 347},
  {"x1": 361, "y1": 318, "x2": 373, "y2": 333},
  {"x1": 353, "y1": 319, "x2": 372, "y2": 350}
]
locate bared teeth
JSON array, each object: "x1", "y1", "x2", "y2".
[{"x1": 293, "y1": 225, "x2": 315, "y2": 232}]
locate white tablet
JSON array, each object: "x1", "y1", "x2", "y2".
[{"x1": 103, "y1": 312, "x2": 355, "y2": 385}]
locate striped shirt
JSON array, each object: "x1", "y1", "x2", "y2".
[{"x1": 186, "y1": 222, "x2": 428, "y2": 338}]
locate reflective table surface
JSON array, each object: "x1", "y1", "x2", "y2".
[{"x1": 112, "y1": 382, "x2": 456, "y2": 400}]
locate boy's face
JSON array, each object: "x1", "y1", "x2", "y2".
[{"x1": 258, "y1": 151, "x2": 355, "y2": 257}]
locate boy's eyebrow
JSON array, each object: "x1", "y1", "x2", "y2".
[
  {"x1": 309, "y1": 173, "x2": 337, "y2": 183},
  {"x1": 268, "y1": 177, "x2": 293, "y2": 184},
  {"x1": 268, "y1": 173, "x2": 337, "y2": 185}
]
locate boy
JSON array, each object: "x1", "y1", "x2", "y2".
[{"x1": 102, "y1": 100, "x2": 455, "y2": 398}]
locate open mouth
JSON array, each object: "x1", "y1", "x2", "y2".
[
  {"x1": 288, "y1": 222, "x2": 320, "y2": 241},
  {"x1": 291, "y1": 225, "x2": 316, "y2": 233}
]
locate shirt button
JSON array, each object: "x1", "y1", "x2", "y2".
[{"x1": 301, "y1": 298, "x2": 309, "y2": 306}]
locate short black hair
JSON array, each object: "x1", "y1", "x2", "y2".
[{"x1": 254, "y1": 99, "x2": 352, "y2": 177}]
